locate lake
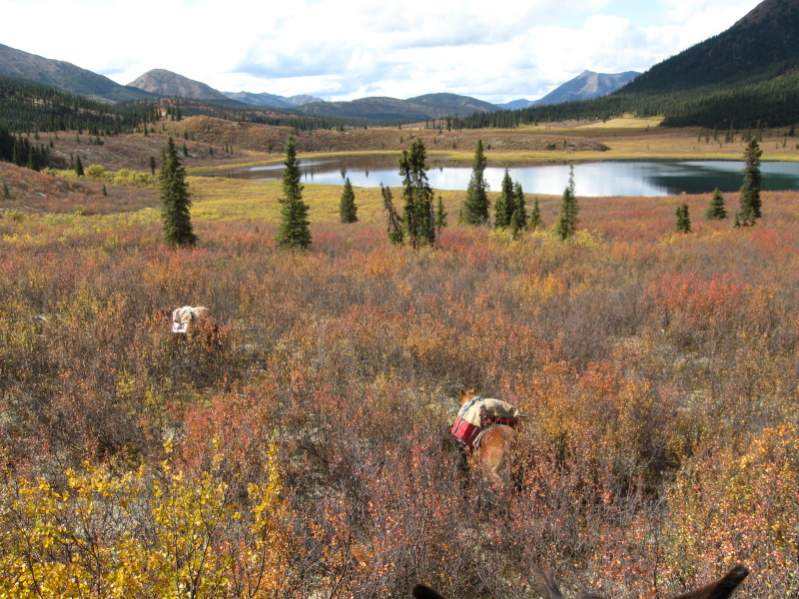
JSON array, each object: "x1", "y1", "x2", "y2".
[{"x1": 224, "y1": 157, "x2": 799, "y2": 197}]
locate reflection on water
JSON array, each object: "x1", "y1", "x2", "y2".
[{"x1": 221, "y1": 156, "x2": 799, "y2": 197}]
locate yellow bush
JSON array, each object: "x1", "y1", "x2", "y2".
[
  {"x1": 85, "y1": 164, "x2": 107, "y2": 179},
  {"x1": 0, "y1": 442, "x2": 295, "y2": 598}
]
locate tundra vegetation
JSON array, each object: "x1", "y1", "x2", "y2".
[{"x1": 0, "y1": 128, "x2": 796, "y2": 597}]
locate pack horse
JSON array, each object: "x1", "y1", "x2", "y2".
[{"x1": 451, "y1": 390, "x2": 520, "y2": 487}]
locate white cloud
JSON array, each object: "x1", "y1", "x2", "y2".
[{"x1": 0, "y1": 0, "x2": 764, "y2": 102}]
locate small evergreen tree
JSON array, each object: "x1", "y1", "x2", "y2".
[
  {"x1": 102, "y1": 184, "x2": 108, "y2": 197},
  {"x1": 435, "y1": 195, "x2": 447, "y2": 233},
  {"x1": 511, "y1": 182, "x2": 528, "y2": 231},
  {"x1": 462, "y1": 140, "x2": 489, "y2": 224},
  {"x1": 529, "y1": 198, "x2": 542, "y2": 230},
  {"x1": 160, "y1": 137, "x2": 197, "y2": 248},
  {"x1": 339, "y1": 177, "x2": 358, "y2": 223},
  {"x1": 737, "y1": 139, "x2": 762, "y2": 226},
  {"x1": 276, "y1": 137, "x2": 311, "y2": 249},
  {"x1": 494, "y1": 170, "x2": 516, "y2": 228},
  {"x1": 381, "y1": 184, "x2": 404, "y2": 244},
  {"x1": 149, "y1": 156, "x2": 157, "y2": 175},
  {"x1": 182, "y1": 143, "x2": 189, "y2": 158},
  {"x1": 676, "y1": 203, "x2": 691, "y2": 233},
  {"x1": 400, "y1": 139, "x2": 435, "y2": 248},
  {"x1": 705, "y1": 188, "x2": 727, "y2": 220},
  {"x1": 2, "y1": 180, "x2": 9, "y2": 200},
  {"x1": 557, "y1": 166, "x2": 578, "y2": 241},
  {"x1": 74, "y1": 155, "x2": 84, "y2": 177}
]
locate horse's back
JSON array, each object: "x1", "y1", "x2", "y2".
[{"x1": 474, "y1": 424, "x2": 515, "y2": 486}]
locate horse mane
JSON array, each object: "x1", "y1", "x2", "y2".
[{"x1": 413, "y1": 566, "x2": 749, "y2": 599}]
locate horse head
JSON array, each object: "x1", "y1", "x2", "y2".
[{"x1": 413, "y1": 565, "x2": 749, "y2": 599}]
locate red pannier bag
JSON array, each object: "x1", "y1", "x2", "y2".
[{"x1": 451, "y1": 416, "x2": 480, "y2": 446}]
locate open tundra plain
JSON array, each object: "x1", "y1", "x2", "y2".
[{"x1": 1, "y1": 117, "x2": 798, "y2": 596}]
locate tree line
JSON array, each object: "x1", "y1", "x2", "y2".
[
  {"x1": 0, "y1": 128, "x2": 50, "y2": 170},
  {"x1": 0, "y1": 75, "x2": 157, "y2": 135},
  {"x1": 454, "y1": 69, "x2": 799, "y2": 130}
]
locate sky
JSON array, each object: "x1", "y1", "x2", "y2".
[{"x1": 0, "y1": 0, "x2": 762, "y2": 103}]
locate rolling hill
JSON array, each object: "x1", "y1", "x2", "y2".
[
  {"x1": 297, "y1": 92, "x2": 498, "y2": 124},
  {"x1": 0, "y1": 43, "x2": 152, "y2": 103},
  {"x1": 224, "y1": 91, "x2": 324, "y2": 109},
  {"x1": 496, "y1": 98, "x2": 537, "y2": 110},
  {"x1": 128, "y1": 69, "x2": 229, "y2": 102}
]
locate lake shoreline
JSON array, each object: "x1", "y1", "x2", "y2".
[{"x1": 191, "y1": 157, "x2": 799, "y2": 198}]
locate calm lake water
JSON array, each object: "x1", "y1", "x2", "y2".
[{"x1": 226, "y1": 157, "x2": 799, "y2": 197}]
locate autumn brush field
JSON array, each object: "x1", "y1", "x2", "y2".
[{"x1": 1, "y1": 148, "x2": 799, "y2": 597}]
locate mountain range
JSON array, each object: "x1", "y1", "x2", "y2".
[
  {"x1": 0, "y1": 41, "x2": 640, "y2": 123},
  {"x1": 3, "y1": 0, "x2": 795, "y2": 128},
  {"x1": 122, "y1": 69, "x2": 635, "y2": 123}
]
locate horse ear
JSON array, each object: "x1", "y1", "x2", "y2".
[
  {"x1": 536, "y1": 569, "x2": 604, "y2": 599},
  {"x1": 412, "y1": 584, "x2": 445, "y2": 599},
  {"x1": 537, "y1": 569, "x2": 564, "y2": 599},
  {"x1": 673, "y1": 565, "x2": 749, "y2": 599}
]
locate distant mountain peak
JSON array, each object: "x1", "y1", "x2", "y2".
[
  {"x1": 128, "y1": 69, "x2": 228, "y2": 101},
  {"x1": 531, "y1": 70, "x2": 640, "y2": 107}
]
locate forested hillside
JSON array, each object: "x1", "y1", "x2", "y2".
[
  {"x1": 460, "y1": 0, "x2": 799, "y2": 129},
  {"x1": 0, "y1": 75, "x2": 157, "y2": 134}
]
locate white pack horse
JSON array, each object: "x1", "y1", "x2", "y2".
[{"x1": 171, "y1": 306, "x2": 210, "y2": 334}]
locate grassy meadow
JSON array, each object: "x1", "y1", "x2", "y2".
[{"x1": 1, "y1": 130, "x2": 799, "y2": 597}]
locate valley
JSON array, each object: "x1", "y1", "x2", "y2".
[{"x1": 2, "y1": 0, "x2": 799, "y2": 597}]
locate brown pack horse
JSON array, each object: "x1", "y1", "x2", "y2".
[
  {"x1": 455, "y1": 389, "x2": 517, "y2": 489},
  {"x1": 413, "y1": 564, "x2": 749, "y2": 599}
]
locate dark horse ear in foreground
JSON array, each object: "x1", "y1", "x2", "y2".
[
  {"x1": 412, "y1": 585, "x2": 444, "y2": 599},
  {"x1": 413, "y1": 565, "x2": 749, "y2": 599}
]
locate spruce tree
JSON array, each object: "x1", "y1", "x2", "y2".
[
  {"x1": 529, "y1": 198, "x2": 542, "y2": 230},
  {"x1": 462, "y1": 140, "x2": 489, "y2": 224},
  {"x1": 435, "y1": 195, "x2": 448, "y2": 233},
  {"x1": 512, "y1": 182, "x2": 528, "y2": 230},
  {"x1": 74, "y1": 155, "x2": 84, "y2": 177},
  {"x1": 2, "y1": 180, "x2": 9, "y2": 200},
  {"x1": 160, "y1": 137, "x2": 196, "y2": 248},
  {"x1": 400, "y1": 139, "x2": 435, "y2": 248},
  {"x1": 557, "y1": 166, "x2": 578, "y2": 241},
  {"x1": 676, "y1": 203, "x2": 691, "y2": 233},
  {"x1": 277, "y1": 137, "x2": 311, "y2": 249},
  {"x1": 705, "y1": 188, "x2": 727, "y2": 220},
  {"x1": 494, "y1": 169, "x2": 516, "y2": 228},
  {"x1": 339, "y1": 177, "x2": 358, "y2": 223},
  {"x1": 381, "y1": 184, "x2": 404, "y2": 244},
  {"x1": 102, "y1": 184, "x2": 108, "y2": 197},
  {"x1": 149, "y1": 156, "x2": 157, "y2": 176},
  {"x1": 737, "y1": 139, "x2": 762, "y2": 226}
]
